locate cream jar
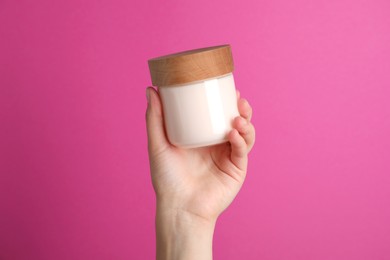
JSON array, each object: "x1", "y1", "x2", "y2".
[{"x1": 148, "y1": 45, "x2": 239, "y2": 149}]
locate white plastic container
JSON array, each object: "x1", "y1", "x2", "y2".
[{"x1": 148, "y1": 45, "x2": 239, "y2": 148}]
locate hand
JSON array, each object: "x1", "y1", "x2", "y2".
[{"x1": 146, "y1": 87, "x2": 255, "y2": 260}]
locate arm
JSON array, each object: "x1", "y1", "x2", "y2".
[
  {"x1": 156, "y1": 207, "x2": 215, "y2": 260},
  {"x1": 145, "y1": 87, "x2": 255, "y2": 260}
]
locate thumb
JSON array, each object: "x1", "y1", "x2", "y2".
[{"x1": 146, "y1": 87, "x2": 170, "y2": 151}]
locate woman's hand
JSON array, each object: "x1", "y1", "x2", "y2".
[{"x1": 146, "y1": 87, "x2": 255, "y2": 260}]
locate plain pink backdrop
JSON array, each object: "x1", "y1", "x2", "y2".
[{"x1": 1, "y1": 0, "x2": 390, "y2": 259}]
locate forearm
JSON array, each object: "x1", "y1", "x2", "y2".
[{"x1": 156, "y1": 205, "x2": 216, "y2": 260}]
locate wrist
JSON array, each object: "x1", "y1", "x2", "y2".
[{"x1": 156, "y1": 204, "x2": 216, "y2": 260}]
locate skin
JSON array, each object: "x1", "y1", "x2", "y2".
[{"x1": 145, "y1": 87, "x2": 255, "y2": 260}]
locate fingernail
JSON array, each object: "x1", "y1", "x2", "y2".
[
  {"x1": 146, "y1": 88, "x2": 150, "y2": 103},
  {"x1": 240, "y1": 117, "x2": 248, "y2": 125}
]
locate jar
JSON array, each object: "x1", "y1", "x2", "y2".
[{"x1": 148, "y1": 45, "x2": 239, "y2": 148}]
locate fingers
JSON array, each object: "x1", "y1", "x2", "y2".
[
  {"x1": 228, "y1": 129, "x2": 248, "y2": 171},
  {"x1": 146, "y1": 87, "x2": 170, "y2": 152},
  {"x1": 233, "y1": 116, "x2": 255, "y2": 152},
  {"x1": 228, "y1": 94, "x2": 256, "y2": 171},
  {"x1": 238, "y1": 98, "x2": 252, "y2": 121},
  {"x1": 235, "y1": 95, "x2": 255, "y2": 151}
]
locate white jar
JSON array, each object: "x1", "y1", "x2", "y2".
[{"x1": 148, "y1": 45, "x2": 239, "y2": 149}]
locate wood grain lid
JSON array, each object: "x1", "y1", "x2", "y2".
[{"x1": 148, "y1": 45, "x2": 234, "y2": 86}]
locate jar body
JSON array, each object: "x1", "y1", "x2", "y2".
[{"x1": 159, "y1": 73, "x2": 239, "y2": 148}]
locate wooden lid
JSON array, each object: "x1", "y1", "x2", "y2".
[{"x1": 148, "y1": 45, "x2": 234, "y2": 86}]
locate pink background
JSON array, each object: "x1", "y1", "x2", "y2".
[{"x1": 1, "y1": 0, "x2": 390, "y2": 259}]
